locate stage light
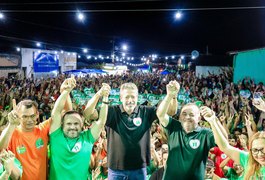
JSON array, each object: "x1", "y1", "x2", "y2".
[
  {"x1": 122, "y1": 44, "x2": 128, "y2": 51},
  {"x1": 36, "y1": 42, "x2": 41, "y2": 47},
  {"x1": 77, "y1": 12, "x2": 85, "y2": 21},
  {"x1": 0, "y1": 12, "x2": 4, "y2": 19},
  {"x1": 175, "y1": 11, "x2": 182, "y2": 19}
]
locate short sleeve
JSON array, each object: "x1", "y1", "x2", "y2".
[
  {"x1": 50, "y1": 127, "x2": 63, "y2": 138},
  {"x1": 145, "y1": 106, "x2": 157, "y2": 125},
  {"x1": 38, "y1": 118, "x2": 51, "y2": 135},
  {"x1": 105, "y1": 106, "x2": 115, "y2": 127},
  {"x1": 83, "y1": 129, "x2": 96, "y2": 144},
  {"x1": 206, "y1": 129, "x2": 216, "y2": 149},
  {"x1": 164, "y1": 117, "x2": 180, "y2": 135}
]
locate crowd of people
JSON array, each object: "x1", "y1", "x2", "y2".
[{"x1": 0, "y1": 68, "x2": 265, "y2": 180}]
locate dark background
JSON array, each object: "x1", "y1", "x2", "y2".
[{"x1": 0, "y1": 0, "x2": 264, "y2": 66}]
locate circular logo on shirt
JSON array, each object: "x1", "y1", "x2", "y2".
[
  {"x1": 36, "y1": 138, "x2": 44, "y2": 149},
  {"x1": 133, "y1": 117, "x2": 142, "y2": 126},
  {"x1": 189, "y1": 139, "x2": 200, "y2": 149},
  {"x1": 72, "y1": 142, "x2": 82, "y2": 153},
  {"x1": 221, "y1": 153, "x2": 227, "y2": 159},
  {"x1": 16, "y1": 146, "x2": 26, "y2": 154}
]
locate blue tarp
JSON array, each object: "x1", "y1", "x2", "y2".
[{"x1": 160, "y1": 70, "x2": 171, "y2": 75}]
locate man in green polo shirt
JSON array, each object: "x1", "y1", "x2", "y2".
[
  {"x1": 49, "y1": 76, "x2": 110, "y2": 180},
  {"x1": 157, "y1": 80, "x2": 227, "y2": 180}
]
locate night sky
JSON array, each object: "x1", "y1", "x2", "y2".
[{"x1": 0, "y1": 0, "x2": 265, "y2": 62}]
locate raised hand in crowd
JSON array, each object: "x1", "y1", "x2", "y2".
[
  {"x1": 244, "y1": 111, "x2": 257, "y2": 138},
  {"x1": 252, "y1": 98, "x2": 265, "y2": 112},
  {"x1": 7, "y1": 100, "x2": 20, "y2": 127},
  {"x1": 0, "y1": 150, "x2": 21, "y2": 180}
]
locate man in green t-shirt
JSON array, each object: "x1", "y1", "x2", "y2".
[
  {"x1": 49, "y1": 76, "x2": 110, "y2": 180},
  {"x1": 157, "y1": 80, "x2": 227, "y2": 180}
]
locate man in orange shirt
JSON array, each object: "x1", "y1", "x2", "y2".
[
  {"x1": 0, "y1": 80, "x2": 71, "y2": 180},
  {"x1": 0, "y1": 99, "x2": 50, "y2": 180}
]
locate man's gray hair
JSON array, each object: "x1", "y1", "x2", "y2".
[
  {"x1": 120, "y1": 83, "x2": 138, "y2": 92},
  {"x1": 180, "y1": 103, "x2": 200, "y2": 114}
]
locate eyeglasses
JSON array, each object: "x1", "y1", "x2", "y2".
[
  {"x1": 21, "y1": 114, "x2": 36, "y2": 119},
  {"x1": 251, "y1": 147, "x2": 265, "y2": 155}
]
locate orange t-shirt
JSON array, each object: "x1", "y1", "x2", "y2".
[{"x1": 8, "y1": 119, "x2": 51, "y2": 180}]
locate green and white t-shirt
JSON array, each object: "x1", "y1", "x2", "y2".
[{"x1": 49, "y1": 128, "x2": 95, "y2": 180}]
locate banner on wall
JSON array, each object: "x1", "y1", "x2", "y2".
[{"x1": 33, "y1": 52, "x2": 59, "y2": 73}]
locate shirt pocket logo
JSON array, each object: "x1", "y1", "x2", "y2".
[
  {"x1": 16, "y1": 146, "x2": 26, "y2": 154},
  {"x1": 35, "y1": 138, "x2": 44, "y2": 149},
  {"x1": 189, "y1": 139, "x2": 200, "y2": 149},
  {"x1": 133, "y1": 117, "x2": 142, "y2": 127}
]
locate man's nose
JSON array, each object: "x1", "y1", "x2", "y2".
[{"x1": 70, "y1": 124, "x2": 75, "y2": 129}]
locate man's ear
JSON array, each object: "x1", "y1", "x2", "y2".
[
  {"x1": 119, "y1": 94, "x2": 123, "y2": 102},
  {"x1": 198, "y1": 115, "x2": 201, "y2": 122},
  {"x1": 36, "y1": 111, "x2": 40, "y2": 118}
]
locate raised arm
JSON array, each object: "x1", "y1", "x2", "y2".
[
  {"x1": 60, "y1": 82, "x2": 73, "y2": 113},
  {"x1": 200, "y1": 106, "x2": 242, "y2": 164},
  {"x1": 50, "y1": 76, "x2": 76, "y2": 134},
  {"x1": 167, "y1": 97, "x2": 178, "y2": 116},
  {"x1": 0, "y1": 99, "x2": 20, "y2": 150},
  {"x1": 245, "y1": 112, "x2": 257, "y2": 138},
  {"x1": 83, "y1": 84, "x2": 107, "y2": 120},
  {"x1": 90, "y1": 84, "x2": 110, "y2": 140},
  {"x1": 157, "y1": 80, "x2": 180, "y2": 127}
]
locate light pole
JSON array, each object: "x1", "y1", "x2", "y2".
[
  {"x1": 110, "y1": 39, "x2": 128, "y2": 65},
  {"x1": 111, "y1": 39, "x2": 115, "y2": 64}
]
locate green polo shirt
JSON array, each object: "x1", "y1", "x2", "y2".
[
  {"x1": 162, "y1": 118, "x2": 215, "y2": 180},
  {"x1": 106, "y1": 105, "x2": 157, "y2": 170}
]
